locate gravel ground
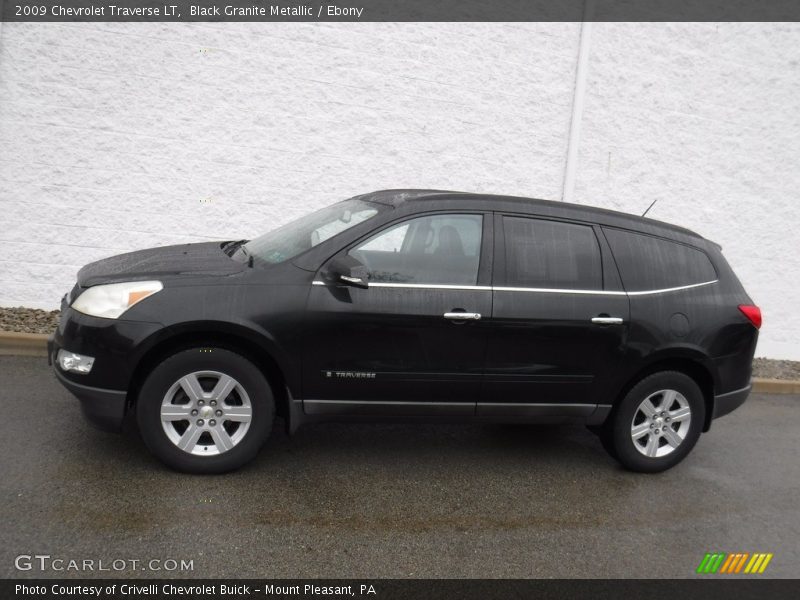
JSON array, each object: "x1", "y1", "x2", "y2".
[
  {"x1": 2, "y1": 307, "x2": 799, "y2": 379},
  {"x1": 752, "y1": 357, "x2": 800, "y2": 381},
  {"x1": 0, "y1": 306, "x2": 60, "y2": 334}
]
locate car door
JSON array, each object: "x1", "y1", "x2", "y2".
[
  {"x1": 479, "y1": 214, "x2": 630, "y2": 419},
  {"x1": 303, "y1": 212, "x2": 492, "y2": 416}
]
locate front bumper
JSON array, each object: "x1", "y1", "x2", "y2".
[
  {"x1": 50, "y1": 342, "x2": 127, "y2": 432},
  {"x1": 49, "y1": 304, "x2": 165, "y2": 431},
  {"x1": 712, "y1": 381, "x2": 752, "y2": 421}
]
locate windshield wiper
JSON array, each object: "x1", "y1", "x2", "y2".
[{"x1": 222, "y1": 239, "x2": 248, "y2": 256}]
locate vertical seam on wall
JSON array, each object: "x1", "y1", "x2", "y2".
[{"x1": 562, "y1": 0, "x2": 595, "y2": 204}]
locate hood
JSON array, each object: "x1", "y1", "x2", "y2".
[{"x1": 77, "y1": 242, "x2": 246, "y2": 287}]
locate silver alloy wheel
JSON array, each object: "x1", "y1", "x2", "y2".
[
  {"x1": 160, "y1": 370, "x2": 253, "y2": 456},
  {"x1": 630, "y1": 389, "x2": 692, "y2": 458}
]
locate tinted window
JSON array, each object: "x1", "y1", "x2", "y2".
[
  {"x1": 350, "y1": 214, "x2": 483, "y2": 285},
  {"x1": 603, "y1": 228, "x2": 716, "y2": 291},
  {"x1": 503, "y1": 217, "x2": 602, "y2": 289}
]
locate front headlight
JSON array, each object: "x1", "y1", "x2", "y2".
[{"x1": 71, "y1": 280, "x2": 163, "y2": 319}]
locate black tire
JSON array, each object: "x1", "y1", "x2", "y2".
[
  {"x1": 607, "y1": 371, "x2": 705, "y2": 473},
  {"x1": 137, "y1": 347, "x2": 274, "y2": 474}
]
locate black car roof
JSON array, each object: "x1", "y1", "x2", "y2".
[{"x1": 362, "y1": 189, "x2": 706, "y2": 244}]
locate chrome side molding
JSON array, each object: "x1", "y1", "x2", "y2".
[{"x1": 312, "y1": 280, "x2": 718, "y2": 297}]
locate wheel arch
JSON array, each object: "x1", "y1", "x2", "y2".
[
  {"x1": 126, "y1": 321, "x2": 295, "y2": 423},
  {"x1": 611, "y1": 350, "x2": 717, "y2": 432}
]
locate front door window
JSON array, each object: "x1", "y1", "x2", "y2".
[{"x1": 349, "y1": 214, "x2": 483, "y2": 285}]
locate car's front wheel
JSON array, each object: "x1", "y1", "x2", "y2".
[
  {"x1": 137, "y1": 347, "x2": 274, "y2": 473},
  {"x1": 605, "y1": 371, "x2": 705, "y2": 473}
]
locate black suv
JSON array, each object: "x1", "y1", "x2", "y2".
[{"x1": 49, "y1": 190, "x2": 760, "y2": 473}]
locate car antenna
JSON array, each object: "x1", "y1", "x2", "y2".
[{"x1": 641, "y1": 199, "x2": 658, "y2": 217}]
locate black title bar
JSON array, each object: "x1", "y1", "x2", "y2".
[
  {"x1": 4, "y1": 579, "x2": 800, "y2": 600},
  {"x1": 2, "y1": 0, "x2": 800, "y2": 22}
]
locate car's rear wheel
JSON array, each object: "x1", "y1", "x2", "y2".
[
  {"x1": 137, "y1": 347, "x2": 274, "y2": 473},
  {"x1": 605, "y1": 371, "x2": 705, "y2": 473}
]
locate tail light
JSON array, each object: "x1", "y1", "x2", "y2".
[{"x1": 738, "y1": 304, "x2": 762, "y2": 329}]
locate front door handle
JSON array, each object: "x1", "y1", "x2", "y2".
[
  {"x1": 444, "y1": 312, "x2": 482, "y2": 321},
  {"x1": 591, "y1": 316, "x2": 624, "y2": 325}
]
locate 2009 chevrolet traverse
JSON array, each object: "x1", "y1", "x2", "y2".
[{"x1": 49, "y1": 190, "x2": 760, "y2": 473}]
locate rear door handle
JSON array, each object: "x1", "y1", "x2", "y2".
[
  {"x1": 591, "y1": 316, "x2": 624, "y2": 325},
  {"x1": 444, "y1": 312, "x2": 482, "y2": 321}
]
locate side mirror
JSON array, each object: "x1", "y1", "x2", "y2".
[{"x1": 323, "y1": 255, "x2": 369, "y2": 289}]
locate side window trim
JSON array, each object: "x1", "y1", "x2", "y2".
[
  {"x1": 595, "y1": 224, "x2": 625, "y2": 292},
  {"x1": 313, "y1": 211, "x2": 718, "y2": 296}
]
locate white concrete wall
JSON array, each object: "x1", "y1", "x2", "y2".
[
  {"x1": 572, "y1": 23, "x2": 800, "y2": 360},
  {"x1": 0, "y1": 22, "x2": 797, "y2": 358}
]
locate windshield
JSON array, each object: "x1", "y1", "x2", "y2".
[{"x1": 240, "y1": 198, "x2": 384, "y2": 265}]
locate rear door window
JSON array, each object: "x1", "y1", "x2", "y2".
[
  {"x1": 603, "y1": 228, "x2": 716, "y2": 292},
  {"x1": 502, "y1": 217, "x2": 602, "y2": 290}
]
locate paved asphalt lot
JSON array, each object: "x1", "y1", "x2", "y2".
[{"x1": 1, "y1": 355, "x2": 798, "y2": 579}]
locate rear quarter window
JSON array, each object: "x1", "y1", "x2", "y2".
[{"x1": 603, "y1": 228, "x2": 716, "y2": 292}]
